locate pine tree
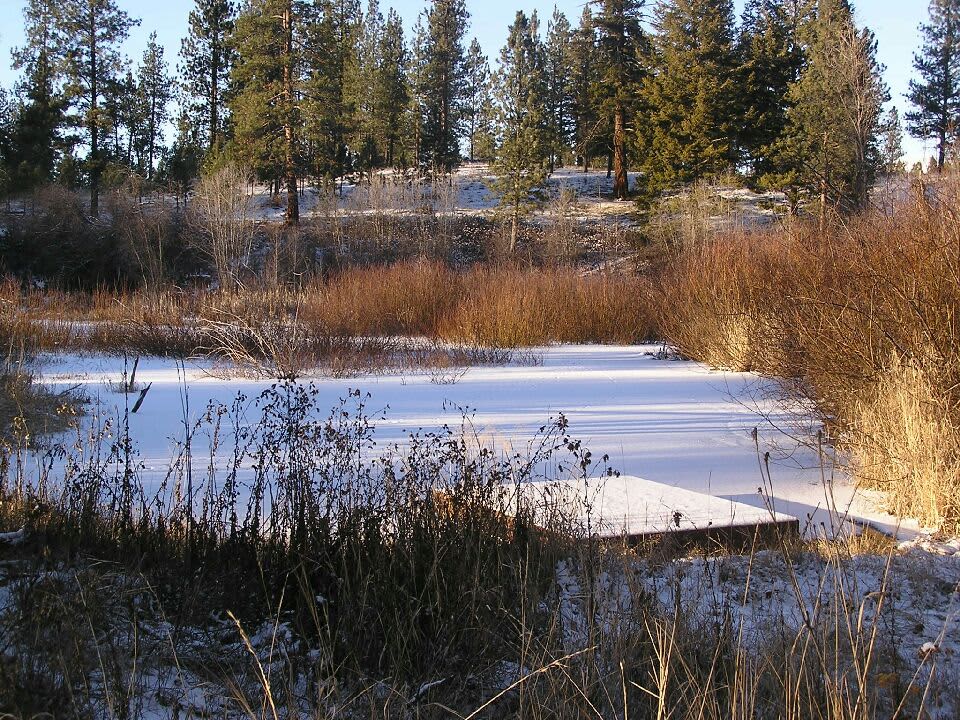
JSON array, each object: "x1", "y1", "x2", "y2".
[
  {"x1": 880, "y1": 106, "x2": 906, "y2": 176},
  {"x1": 489, "y1": 10, "x2": 548, "y2": 252},
  {"x1": 543, "y1": 9, "x2": 573, "y2": 172},
  {"x1": 472, "y1": 85, "x2": 498, "y2": 162},
  {"x1": 737, "y1": 0, "x2": 806, "y2": 177},
  {"x1": 640, "y1": 0, "x2": 739, "y2": 190},
  {"x1": 463, "y1": 39, "x2": 490, "y2": 163},
  {"x1": 417, "y1": 0, "x2": 469, "y2": 172},
  {"x1": 107, "y1": 70, "x2": 143, "y2": 168},
  {"x1": 373, "y1": 9, "x2": 410, "y2": 166},
  {"x1": 769, "y1": 0, "x2": 888, "y2": 223},
  {"x1": 57, "y1": 0, "x2": 139, "y2": 215},
  {"x1": 163, "y1": 109, "x2": 204, "y2": 197},
  {"x1": 348, "y1": 0, "x2": 384, "y2": 174},
  {"x1": 302, "y1": 0, "x2": 361, "y2": 184},
  {"x1": 10, "y1": 0, "x2": 68, "y2": 190},
  {"x1": 569, "y1": 8, "x2": 600, "y2": 172},
  {"x1": 906, "y1": 0, "x2": 960, "y2": 171},
  {"x1": 230, "y1": 0, "x2": 302, "y2": 223},
  {"x1": 591, "y1": 0, "x2": 645, "y2": 199},
  {"x1": 180, "y1": 0, "x2": 236, "y2": 156},
  {"x1": 137, "y1": 33, "x2": 172, "y2": 179}
]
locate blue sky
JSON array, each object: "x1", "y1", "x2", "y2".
[{"x1": 0, "y1": 0, "x2": 929, "y2": 163}]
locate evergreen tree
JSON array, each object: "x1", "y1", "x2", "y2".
[
  {"x1": 737, "y1": 0, "x2": 806, "y2": 177},
  {"x1": 417, "y1": 0, "x2": 469, "y2": 171},
  {"x1": 880, "y1": 106, "x2": 906, "y2": 175},
  {"x1": 471, "y1": 83, "x2": 498, "y2": 162},
  {"x1": 906, "y1": 0, "x2": 960, "y2": 171},
  {"x1": 10, "y1": 0, "x2": 68, "y2": 190},
  {"x1": 543, "y1": 9, "x2": 573, "y2": 172},
  {"x1": 0, "y1": 89, "x2": 11, "y2": 198},
  {"x1": 640, "y1": 0, "x2": 739, "y2": 190},
  {"x1": 180, "y1": 0, "x2": 236, "y2": 156},
  {"x1": 569, "y1": 7, "x2": 600, "y2": 171},
  {"x1": 373, "y1": 9, "x2": 410, "y2": 166},
  {"x1": 302, "y1": 0, "x2": 361, "y2": 183},
  {"x1": 57, "y1": 0, "x2": 139, "y2": 215},
  {"x1": 230, "y1": 0, "x2": 302, "y2": 223},
  {"x1": 489, "y1": 10, "x2": 548, "y2": 252},
  {"x1": 138, "y1": 33, "x2": 172, "y2": 179},
  {"x1": 349, "y1": 0, "x2": 384, "y2": 174},
  {"x1": 409, "y1": 17, "x2": 428, "y2": 164},
  {"x1": 591, "y1": 0, "x2": 646, "y2": 198},
  {"x1": 463, "y1": 39, "x2": 490, "y2": 162},
  {"x1": 769, "y1": 0, "x2": 888, "y2": 223},
  {"x1": 163, "y1": 109, "x2": 204, "y2": 197},
  {"x1": 106, "y1": 70, "x2": 142, "y2": 168}
]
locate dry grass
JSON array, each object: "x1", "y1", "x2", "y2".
[
  {"x1": 0, "y1": 263, "x2": 657, "y2": 369},
  {"x1": 660, "y1": 175, "x2": 960, "y2": 531}
]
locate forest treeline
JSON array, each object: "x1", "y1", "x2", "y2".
[{"x1": 0, "y1": 0, "x2": 955, "y2": 226}]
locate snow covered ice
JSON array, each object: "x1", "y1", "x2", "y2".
[{"x1": 38, "y1": 343, "x2": 917, "y2": 540}]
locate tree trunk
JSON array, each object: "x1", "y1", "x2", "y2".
[
  {"x1": 510, "y1": 211, "x2": 518, "y2": 254},
  {"x1": 148, "y1": 92, "x2": 157, "y2": 179},
  {"x1": 88, "y1": 3, "x2": 100, "y2": 217},
  {"x1": 282, "y1": 2, "x2": 299, "y2": 225},
  {"x1": 210, "y1": 32, "x2": 220, "y2": 152},
  {"x1": 939, "y1": 126, "x2": 947, "y2": 171},
  {"x1": 612, "y1": 104, "x2": 628, "y2": 199}
]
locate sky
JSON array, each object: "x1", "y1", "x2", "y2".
[{"x1": 0, "y1": 0, "x2": 930, "y2": 164}]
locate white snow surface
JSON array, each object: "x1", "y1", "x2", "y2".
[
  {"x1": 513, "y1": 475, "x2": 797, "y2": 538},
  {"x1": 38, "y1": 344, "x2": 917, "y2": 539}
]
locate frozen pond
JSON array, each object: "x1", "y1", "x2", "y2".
[{"x1": 36, "y1": 344, "x2": 915, "y2": 538}]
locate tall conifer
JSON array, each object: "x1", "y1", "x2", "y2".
[
  {"x1": 640, "y1": 0, "x2": 739, "y2": 189},
  {"x1": 180, "y1": 0, "x2": 236, "y2": 156},
  {"x1": 490, "y1": 10, "x2": 548, "y2": 251},
  {"x1": 57, "y1": 0, "x2": 139, "y2": 214},
  {"x1": 418, "y1": 0, "x2": 469, "y2": 171},
  {"x1": 906, "y1": 0, "x2": 960, "y2": 170}
]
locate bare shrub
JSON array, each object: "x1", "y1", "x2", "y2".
[
  {"x1": 185, "y1": 164, "x2": 255, "y2": 289},
  {"x1": 107, "y1": 190, "x2": 178, "y2": 289},
  {"x1": 0, "y1": 185, "x2": 122, "y2": 286}
]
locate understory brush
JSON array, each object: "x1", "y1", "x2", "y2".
[
  {"x1": 660, "y1": 176, "x2": 960, "y2": 531},
  {"x1": 0, "y1": 382, "x2": 953, "y2": 718},
  {"x1": 0, "y1": 263, "x2": 656, "y2": 374}
]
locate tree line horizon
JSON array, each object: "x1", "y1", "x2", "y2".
[{"x1": 0, "y1": 0, "x2": 956, "y2": 230}]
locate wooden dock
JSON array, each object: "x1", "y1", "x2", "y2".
[{"x1": 508, "y1": 475, "x2": 798, "y2": 550}]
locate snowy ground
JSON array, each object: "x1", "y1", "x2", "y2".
[
  {"x1": 251, "y1": 165, "x2": 647, "y2": 225},
  {"x1": 37, "y1": 344, "x2": 918, "y2": 540},
  {"x1": 554, "y1": 546, "x2": 960, "y2": 720}
]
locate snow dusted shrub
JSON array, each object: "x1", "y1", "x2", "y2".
[
  {"x1": 184, "y1": 164, "x2": 256, "y2": 290},
  {"x1": 0, "y1": 185, "x2": 124, "y2": 287}
]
